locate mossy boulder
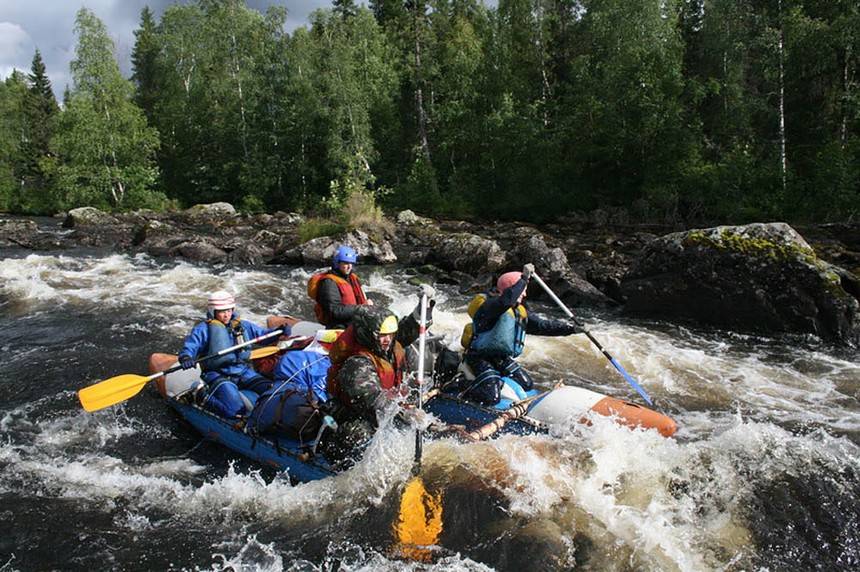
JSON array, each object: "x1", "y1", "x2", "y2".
[{"x1": 620, "y1": 222, "x2": 859, "y2": 344}]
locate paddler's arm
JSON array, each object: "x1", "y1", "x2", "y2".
[
  {"x1": 242, "y1": 319, "x2": 290, "y2": 344},
  {"x1": 178, "y1": 321, "x2": 208, "y2": 361},
  {"x1": 336, "y1": 355, "x2": 395, "y2": 426},
  {"x1": 525, "y1": 310, "x2": 584, "y2": 336},
  {"x1": 395, "y1": 285, "x2": 436, "y2": 347},
  {"x1": 472, "y1": 278, "x2": 528, "y2": 333}
]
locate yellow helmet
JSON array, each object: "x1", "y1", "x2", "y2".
[{"x1": 379, "y1": 314, "x2": 399, "y2": 335}]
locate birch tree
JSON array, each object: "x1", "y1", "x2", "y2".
[{"x1": 53, "y1": 8, "x2": 161, "y2": 210}]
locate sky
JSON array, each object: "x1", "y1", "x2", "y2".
[{"x1": 0, "y1": 0, "x2": 331, "y2": 98}]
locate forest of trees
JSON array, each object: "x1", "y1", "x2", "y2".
[{"x1": 0, "y1": 0, "x2": 857, "y2": 223}]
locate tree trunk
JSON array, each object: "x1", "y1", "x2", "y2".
[
  {"x1": 413, "y1": 7, "x2": 432, "y2": 164},
  {"x1": 777, "y1": 0, "x2": 787, "y2": 192}
]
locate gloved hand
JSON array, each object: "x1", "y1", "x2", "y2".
[
  {"x1": 400, "y1": 406, "x2": 429, "y2": 428},
  {"x1": 522, "y1": 263, "x2": 535, "y2": 281},
  {"x1": 417, "y1": 283, "x2": 436, "y2": 302},
  {"x1": 179, "y1": 355, "x2": 195, "y2": 370},
  {"x1": 566, "y1": 318, "x2": 585, "y2": 335},
  {"x1": 412, "y1": 283, "x2": 436, "y2": 321}
]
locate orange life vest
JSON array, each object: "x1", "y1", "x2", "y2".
[
  {"x1": 307, "y1": 271, "x2": 368, "y2": 325},
  {"x1": 326, "y1": 325, "x2": 406, "y2": 404}
]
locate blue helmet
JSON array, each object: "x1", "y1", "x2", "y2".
[{"x1": 333, "y1": 245, "x2": 358, "y2": 266}]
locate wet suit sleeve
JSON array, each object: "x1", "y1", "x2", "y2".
[
  {"x1": 472, "y1": 278, "x2": 529, "y2": 333},
  {"x1": 318, "y1": 277, "x2": 360, "y2": 326},
  {"x1": 336, "y1": 355, "x2": 395, "y2": 425},
  {"x1": 178, "y1": 322, "x2": 209, "y2": 360},
  {"x1": 525, "y1": 311, "x2": 584, "y2": 336},
  {"x1": 242, "y1": 320, "x2": 287, "y2": 342}
]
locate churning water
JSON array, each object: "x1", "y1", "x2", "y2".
[{"x1": 0, "y1": 252, "x2": 858, "y2": 571}]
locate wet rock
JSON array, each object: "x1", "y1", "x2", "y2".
[
  {"x1": 170, "y1": 240, "x2": 228, "y2": 264},
  {"x1": 508, "y1": 229, "x2": 614, "y2": 306},
  {"x1": 271, "y1": 230, "x2": 396, "y2": 265},
  {"x1": 63, "y1": 207, "x2": 119, "y2": 228},
  {"x1": 0, "y1": 218, "x2": 41, "y2": 248},
  {"x1": 621, "y1": 222, "x2": 860, "y2": 343},
  {"x1": 427, "y1": 232, "x2": 505, "y2": 274},
  {"x1": 396, "y1": 209, "x2": 433, "y2": 226},
  {"x1": 226, "y1": 243, "x2": 271, "y2": 266},
  {"x1": 183, "y1": 202, "x2": 236, "y2": 219},
  {"x1": 132, "y1": 219, "x2": 178, "y2": 247}
]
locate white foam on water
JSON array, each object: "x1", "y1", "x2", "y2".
[{"x1": 207, "y1": 535, "x2": 495, "y2": 572}]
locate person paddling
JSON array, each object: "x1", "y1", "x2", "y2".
[
  {"x1": 325, "y1": 285, "x2": 435, "y2": 455},
  {"x1": 177, "y1": 290, "x2": 286, "y2": 419},
  {"x1": 307, "y1": 245, "x2": 373, "y2": 328},
  {"x1": 460, "y1": 264, "x2": 584, "y2": 405}
]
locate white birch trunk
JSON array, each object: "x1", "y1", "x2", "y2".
[{"x1": 778, "y1": 0, "x2": 787, "y2": 192}]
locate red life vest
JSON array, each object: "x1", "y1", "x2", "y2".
[
  {"x1": 326, "y1": 325, "x2": 406, "y2": 404},
  {"x1": 307, "y1": 271, "x2": 368, "y2": 325}
]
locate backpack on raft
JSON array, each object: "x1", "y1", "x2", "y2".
[{"x1": 246, "y1": 386, "x2": 323, "y2": 443}]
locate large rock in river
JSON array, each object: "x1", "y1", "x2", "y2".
[
  {"x1": 620, "y1": 223, "x2": 860, "y2": 343},
  {"x1": 270, "y1": 230, "x2": 397, "y2": 265}
]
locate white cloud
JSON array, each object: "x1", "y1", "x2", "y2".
[{"x1": 0, "y1": 21, "x2": 33, "y2": 72}]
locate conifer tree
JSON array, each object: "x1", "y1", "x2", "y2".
[{"x1": 131, "y1": 6, "x2": 160, "y2": 123}]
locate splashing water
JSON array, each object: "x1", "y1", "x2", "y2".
[{"x1": 0, "y1": 253, "x2": 858, "y2": 571}]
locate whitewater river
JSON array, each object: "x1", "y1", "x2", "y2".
[{"x1": 0, "y1": 250, "x2": 858, "y2": 571}]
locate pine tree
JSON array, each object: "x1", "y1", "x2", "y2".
[
  {"x1": 18, "y1": 49, "x2": 60, "y2": 212},
  {"x1": 131, "y1": 6, "x2": 160, "y2": 122}
]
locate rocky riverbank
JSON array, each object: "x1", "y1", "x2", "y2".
[{"x1": 2, "y1": 204, "x2": 858, "y2": 344}]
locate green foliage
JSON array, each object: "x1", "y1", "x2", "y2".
[
  {"x1": 2, "y1": 0, "x2": 858, "y2": 223},
  {"x1": 0, "y1": 72, "x2": 28, "y2": 212},
  {"x1": 53, "y1": 8, "x2": 163, "y2": 211},
  {"x1": 298, "y1": 217, "x2": 348, "y2": 242}
]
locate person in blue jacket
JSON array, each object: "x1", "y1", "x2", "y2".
[
  {"x1": 178, "y1": 290, "x2": 284, "y2": 419},
  {"x1": 461, "y1": 264, "x2": 584, "y2": 405}
]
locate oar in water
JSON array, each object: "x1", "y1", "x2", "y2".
[
  {"x1": 531, "y1": 272, "x2": 655, "y2": 407},
  {"x1": 394, "y1": 292, "x2": 443, "y2": 561},
  {"x1": 78, "y1": 327, "x2": 286, "y2": 412}
]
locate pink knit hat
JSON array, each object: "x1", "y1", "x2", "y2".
[{"x1": 496, "y1": 271, "x2": 522, "y2": 293}]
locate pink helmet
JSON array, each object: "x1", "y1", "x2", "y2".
[
  {"x1": 496, "y1": 271, "x2": 522, "y2": 293},
  {"x1": 207, "y1": 290, "x2": 236, "y2": 310}
]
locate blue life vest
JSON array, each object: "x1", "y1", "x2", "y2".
[
  {"x1": 470, "y1": 304, "x2": 528, "y2": 358},
  {"x1": 202, "y1": 318, "x2": 251, "y2": 376}
]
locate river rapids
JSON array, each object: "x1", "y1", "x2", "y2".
[{"x1": 0, "y1": 251, "x2": 858, "y2": 571}]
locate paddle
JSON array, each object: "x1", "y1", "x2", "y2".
[
  {"x1": 413, "y1": 292, "x2": 429, "y2": 474},
  {"x1": 395, "y1": 292, "x2": 442, "y2": 561},
  {"x1": 531, "y1": 272, "x2": 655, "y2": 407},
  {"x1": 250, "y1": 346, "x2": 281, "y2": 359},
  {"x1": 78, "y1": 327, "x2": 286, "y2": 412}
]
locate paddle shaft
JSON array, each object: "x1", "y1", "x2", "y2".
[
  {"x1": 531, "y1": 272, "x2": 654, "y2": 407},
  {"x1": 184, "y1": 326, "x2": 285, "y2": 371},
  {"x1": 78, "y1": 326, "x2": 286, "y2": 412},
  {"x1": 413, "y1": 293, "x2": 428, "y2": 474}
]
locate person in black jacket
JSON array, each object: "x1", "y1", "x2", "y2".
[{"x1": 307, "y1": 245, "x2": 373, "y2": 328}]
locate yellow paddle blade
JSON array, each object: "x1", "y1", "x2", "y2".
[
  {"x1": 250, "y1": 346, "x2": 281, "y2": 359},
  {"x1": 78, "y1": 373, "x2": 151, "y2": 412},
  {"x1": 393, "y1": 476, "x2": 443, "y2": 561}
]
